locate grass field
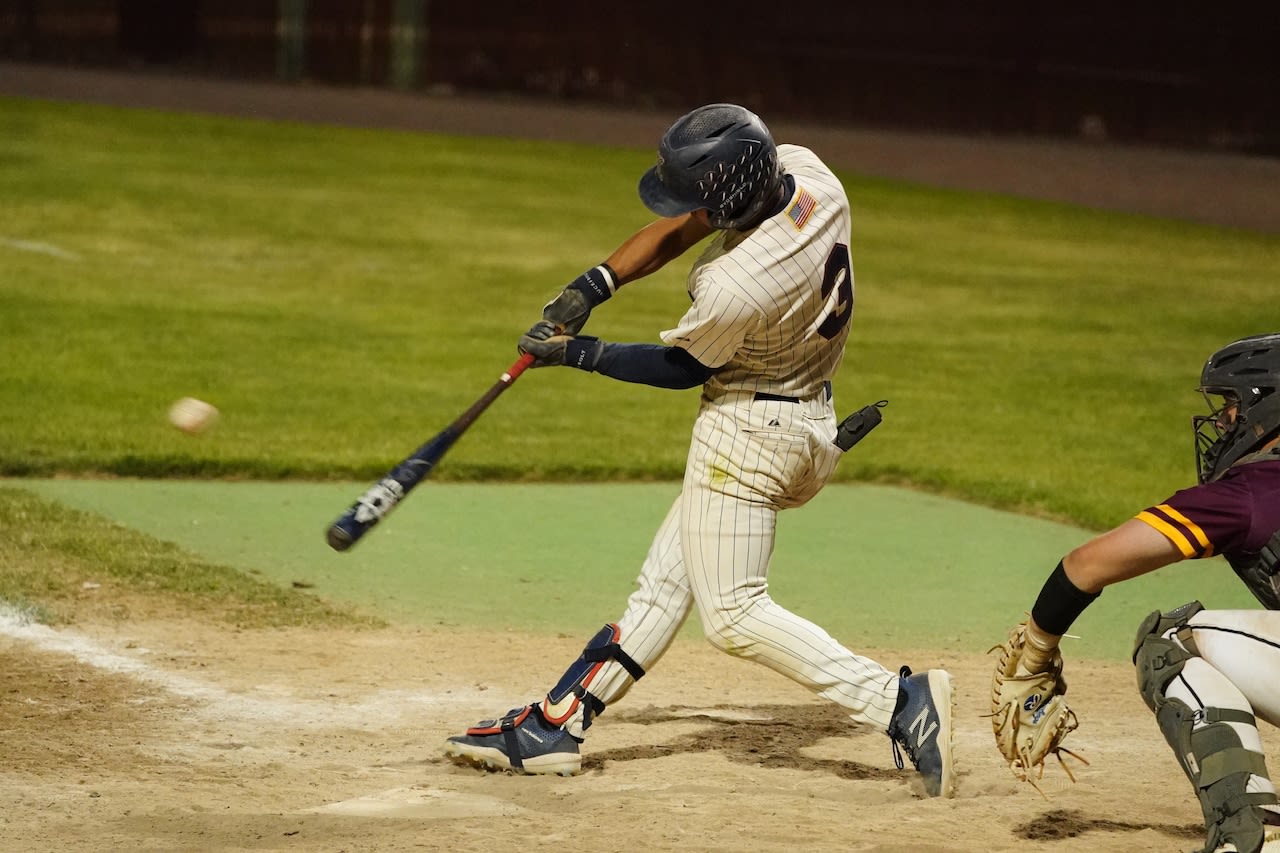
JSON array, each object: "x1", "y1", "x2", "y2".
[
  {"x1": 1, "y1": 96, "x2": 1277, "y2": 637},
  {"x1": 4, "y1": 98, "x2": 1277, "y2": 523}
]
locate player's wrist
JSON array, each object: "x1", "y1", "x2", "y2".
[
  {"x1": 564, "y1": 336, "x2": 605, "y2": 371},
  {"x1": 1019, "y1": 618, "x2": 1061, "y2": 674},
  {"x1": 567, "y1": 263, "x2": 618, "y2": 307},
  {"x1": 1030, "y1": 560, "x2": 1100, "y2": 636}
]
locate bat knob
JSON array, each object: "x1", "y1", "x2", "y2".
[{"x1": 326, "y1": 525, "x2": 355, "y2": 552}]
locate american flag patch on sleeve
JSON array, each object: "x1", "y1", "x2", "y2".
[{"x1": 787, "y1": 188, "x2": 817, "y2": 229}]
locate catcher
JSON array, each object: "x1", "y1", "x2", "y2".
[{"x1": 991, "y1": 332, "x2": 1280, "y2": 853}]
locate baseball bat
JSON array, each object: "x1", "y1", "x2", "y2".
[{"x1": 326, "y1": 352, "x2": 536, "y2": 552}]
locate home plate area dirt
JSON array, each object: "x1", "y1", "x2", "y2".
[{"x1": 9, "y1": 607, "x2": 1274, "y2": 853}]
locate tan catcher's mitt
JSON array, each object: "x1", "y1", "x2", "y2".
[{"x1": 989, "y1": 621, "x2": 1087, "y2": 792}]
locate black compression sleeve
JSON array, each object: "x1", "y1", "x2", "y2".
[
  {"x1": 593, "y1": 343, "x2": 715, "y2": 389},
  {"x1": 1030, "y1": 560, "x2": 1101, "y2": 636}
]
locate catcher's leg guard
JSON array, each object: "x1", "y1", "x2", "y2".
[
  {"x1": 1135, "y1": 602, "x2": 1277, "y2": 853},
  {"x1": 540, "y1": 623, "x2": 645, "y2": 740},
  {"x1": 1132, "y1": 601, "x2": 1203, "y2": 712}
]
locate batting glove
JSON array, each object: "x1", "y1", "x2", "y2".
[
  {"x1": 518, "y1": 320, "x2": 605, "y2": 371},
  {"x1": 542, "y1": 264, "x2": 618, "y2": 336}
]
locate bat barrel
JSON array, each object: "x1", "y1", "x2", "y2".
[{"x1": 324, "y1": 354, "x2": 534, "y2": 553}]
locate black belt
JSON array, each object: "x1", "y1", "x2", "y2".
[{"x1": 753, "y1": 381, "x2": 832, "y2": 404}]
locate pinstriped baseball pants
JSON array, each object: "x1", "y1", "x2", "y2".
[{"x1": 581, "y1": 391, "x2": 900, "y2": 732}]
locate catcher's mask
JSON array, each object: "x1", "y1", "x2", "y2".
[
  {"x1": 637, "y1": 103, "x2": 784, "y2": 231},
  {"x1": 1193, "y1": 331, "x2": 1280, "y2": 483}
]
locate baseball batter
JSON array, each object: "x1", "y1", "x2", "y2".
[
  {"x1": 991, "y1": 332, "x2": 1280, "y2": 853},
  {"x1": 443, "y1": 103, "x2": 956, "y2": 798}
]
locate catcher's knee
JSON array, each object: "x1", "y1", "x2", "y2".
[
  {"x1": 1133, "y1": 600, "x2": 1204, "y2": 714},
  {"x1": 542, "y1": 623, "x2": 645, "y2": 734},
  {"x1": 1135, "y1": 602, "x2": 1277, "y2": 821}
]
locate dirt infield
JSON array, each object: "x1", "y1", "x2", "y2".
[{"x1": 10, "y1": 605, "x2": 1273, "y2": 853}]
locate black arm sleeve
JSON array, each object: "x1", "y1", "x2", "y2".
[
  {"x1": 593, "y1": 342, "x2": 716, "y2": 389},
  {"x1": 1030, "y1": 560, "x2": 1101, "y2": 636}
]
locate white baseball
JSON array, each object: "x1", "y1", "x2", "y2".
[{"x1": 168, "y1": 397, "x2": 219, "y2": 434}]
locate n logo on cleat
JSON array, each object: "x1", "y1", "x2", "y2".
[{"x1": 908, "y1": 708, "x2": 937, "y2": 746}]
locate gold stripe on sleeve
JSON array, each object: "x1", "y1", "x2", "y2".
[
  {"x1": 1154, "y1": 504, "x2": 1215, "y2": 557},
  {"x1": 1135, "y1": 510, "x2": 1199, "y2": 558}
]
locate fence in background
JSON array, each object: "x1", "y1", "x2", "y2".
[{"x1": 2, "y1": 1, "x2": 1276, "y2": 154}]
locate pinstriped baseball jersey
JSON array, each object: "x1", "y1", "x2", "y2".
[
  {"x1": 660, "y1": 145, "x2": 853, "y2": 400},
  {"x1": 571, "y1": 142, "x2": 903, "y2": 736}
]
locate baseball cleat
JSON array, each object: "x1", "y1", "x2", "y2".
[
  {"x1": 443, "y1": 704, "x2": 582, "y2": 776},
  {"x1": 886, "y1": 666, "x2": 957, "y2": 798}
]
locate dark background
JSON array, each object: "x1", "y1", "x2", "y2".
[{"x1": 1, "y1": 0, "x2": 1276, "y2": 154}]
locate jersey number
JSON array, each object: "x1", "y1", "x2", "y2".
[{"x1": 817, "y1": 243, "x2": 853, "y2": 340}]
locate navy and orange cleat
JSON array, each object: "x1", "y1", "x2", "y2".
[{"x1": 443, "y1": 704, "x2": 582, "y2": 776}]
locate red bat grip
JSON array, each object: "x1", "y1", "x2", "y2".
[{"x1": 505, "y1": 351, "x2": 537, "y2": 383}]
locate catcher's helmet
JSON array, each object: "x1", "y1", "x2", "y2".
[
  {"x1": 638, "y1": 103, "x2": 783, "y2": 231},
  {"x1": 1193, "y1": 332, "x2": 1280, "y2": 483}
]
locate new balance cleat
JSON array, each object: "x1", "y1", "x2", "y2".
[
  {"x1": 443, "y1": 704, "x2": 582, "y2": 776},
  {"x1": 887, "y1": 666, "x2": 956, "y2": 798}
]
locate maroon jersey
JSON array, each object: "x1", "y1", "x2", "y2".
[{"x1": 1136, "y1": 458, "x2": 1280, "y2": 561}]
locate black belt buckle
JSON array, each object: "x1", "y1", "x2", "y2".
[{"x1": 834, "y1": 400, "x2": 887, "y2": 451}]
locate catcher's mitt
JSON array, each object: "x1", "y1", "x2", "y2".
[{"x1": 989, "y1": 621, "x2": 1088, "y2": 793}]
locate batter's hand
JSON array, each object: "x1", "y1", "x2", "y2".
[
  {"x1": 542, "y1": 287, "x2": 593, "y2": 337},
  {"x1": 518, "y1": 320, "x2": 605, "y2": 371},
  {"x1": 543, "y1": 265, "x2": 617, "y2": 336}
]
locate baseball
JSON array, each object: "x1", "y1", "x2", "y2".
[{"x1": 168, "y1": 397, "x2": 219, "y2": 434}]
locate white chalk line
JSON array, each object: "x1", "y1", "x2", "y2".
[
  {"x1": 0, "y1": 603, "x2": 481, "y2": 728},
  {"x1": 0, "y1": 237, "x2": 80, "y2": 261}
]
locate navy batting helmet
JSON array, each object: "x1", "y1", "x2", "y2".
[
  {"x1": 1193, "y1": 332, "x2": 1280, "y2": 483},
  {"x1": 638, "y1": 103, "x2": 783, "y2": 231}
]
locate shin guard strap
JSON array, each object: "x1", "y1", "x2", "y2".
[
  {"x1": 1203, "y1": 708, "x2": 1258, "y2": 727},
  {"x1": 1201, "y1": 748, "x2": 1272, "y2": 788},
  {"x1": 583, "y1": 639, "x2": 646, "y2": 681},
  {"x1": 1211, "y1": 792, "x2": 1279, "y2": 824},
  {"x1": 573, "y1": 685, "x2": 606, "y2": 720},
  {"x1": 500, "y1": 709, "x2": 527, "y2": 771}
]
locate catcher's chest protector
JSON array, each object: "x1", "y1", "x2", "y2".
[{"x1": 1228, "y1": 527, "x2": 1280, "y2": 610}]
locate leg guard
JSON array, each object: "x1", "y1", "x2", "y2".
[
  {"x1": 1135, "y1": 602, "x2": 1277, "y2": 853},
  {"x1": 1133, "y1": 600, "x2": 1204, "y2": 713},
  {"x1": 540, "y1": 623, "x2": 645, "y2": 739}
]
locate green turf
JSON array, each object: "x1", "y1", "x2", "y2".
[
  {"x1": 1, "y1": 98, "x2": 1277, "y2": 531},
  {"x1": 0, "y1": 485, "x2": 372, "y2": 628},
  {"x1": 17, "y1": 479, "x2": 1258, "y2": 660}
]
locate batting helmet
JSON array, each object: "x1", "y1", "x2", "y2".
[
  {"x1": 1193, "y1": 332, "x2": 1280, "y2": 483},
  {"x1": 638, "y1": 103, "x2": 783, "y2": 231}
]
